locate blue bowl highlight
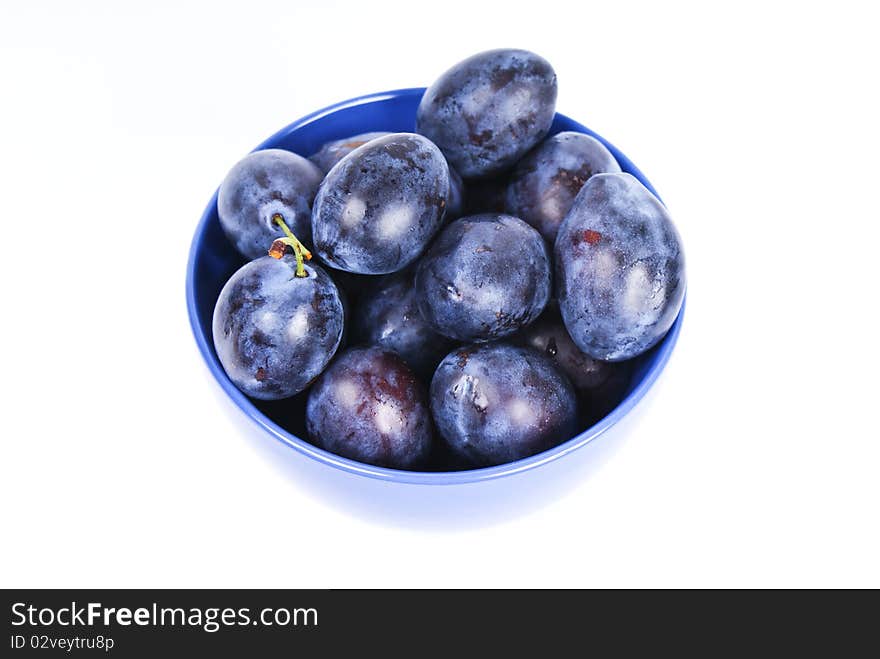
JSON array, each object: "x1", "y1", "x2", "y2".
[{"x1": 186, "y1": 88, "x2": 685, "y2": 485}]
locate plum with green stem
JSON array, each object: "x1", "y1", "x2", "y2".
[
  {"x1": 218, "y1": 149, "x2": 323, "y2": 260},
  {"x1": 212, "y1": 218, "x2": 344, "y2": 399}
]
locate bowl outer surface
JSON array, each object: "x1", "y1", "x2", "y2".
[{"x1": 186, "y1": 88, "x2": 685, "y2": 485}]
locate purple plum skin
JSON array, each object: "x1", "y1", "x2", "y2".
[
  {"x1": 312, "y1": 133, "x2": 450, "y2": 275},
  {"x1": 415, "y1": 213, "x2": 551, "y2": 343},
  {"x1": 416, "y1": 49, "x2": 557, "y2": 178},
  {"x1": 430, "y1": 343, "x2": 578, "y2": 467},
  {"x1": 308, "y1": 131, "x2": 392, "y2": 173},
  {"x1": 352, "y1": 270, "x2": 457, "y2": 379},
  {"x1": 506, "y1": 131, "x2": 621, "y2": 244},
  {"x1": 218, "y1": 149, "x2": 323, "y2": 260},
  {"x1": 555, "y1": 172, "x2": 685, "y2": 361},
  {"x1": 212, "y1": 256, "x2": 345, "y2": 400},
  {"x1": 306, "y1": 347, "x2": 433, "y2": 469}
]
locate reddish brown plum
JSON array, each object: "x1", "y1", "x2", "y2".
[
  {"x1": 306, "y1": 347, "x2": 433, "y2": 469},
  {"x1": 506, "y1": 131, "x2": 621, "y2": 243}
]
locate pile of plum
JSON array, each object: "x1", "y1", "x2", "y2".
[{"x1": 211, "y1": 49, "x2": 686, "y2": 471}]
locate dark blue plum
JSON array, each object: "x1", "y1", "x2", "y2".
[
  {"x1": 416, "y1": 49, "x2": 557, "y2": 178},
  {"x1": 430, "y1": 343, "x2": 578, "y2": 466},
  {"x1": 555, "y1": 172, "x2": 685, "y2": 361},
  {"x1": 312, "y1": 133, "x2": 449, "y2": 274},
  {"x1": 415, "y1": 214, "x2": 551, "y2": 342},
  {"x1": 306, "y1": 347, "x2": 433, "y2": 469},
  {"x1": 353, "y1": 270, "x2": 457, "y2": 379},
  {"x1": 513, "y1": 304, "x2": 633, "y2": 421},
  {"x1": 218, "y1": 149, "x2": 324, "y2": 260},
  {"x1": 212, "y1": 255, "x2": 345, "y2": 400},
  {"x1": 308, "y1": 131, "x2": 391, "y2": 173},
  {"x1": 506, "y1": 131, "x2": 621, "y2": 243}
]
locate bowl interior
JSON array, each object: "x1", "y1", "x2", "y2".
[{"x1": 186, "y1": 88, "x2": 683, "y2": 484}]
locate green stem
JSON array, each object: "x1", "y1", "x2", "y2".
[{"x1": 270, "y1": 213, "x2": 311, "y2": 277}]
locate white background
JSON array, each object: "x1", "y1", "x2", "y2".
[{"x1": 1, "y1": 1, "x2": 878, "y2": 588}]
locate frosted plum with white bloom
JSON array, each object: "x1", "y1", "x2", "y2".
[
  {"x1": 415, "y1": 214, "x2": 551, "y2": 342},
  {"x1": 416, "y1": 49, "x2": 557, "y2": 178},
  {"x1": 218, "y1": 149, "x2": 323, "y2": 260},
  {"x1": 430, "y1": 343, "x2": 577, "y2": 466},
  {"x1": 311, "y1": 133, "x2": 450, "y2": 274},
  {"x1": 555, "y1": 173, "x2": 685, "y2": 361},
  {"x1": 212, "y1": 255, "x2": 344, "y2": 400}
]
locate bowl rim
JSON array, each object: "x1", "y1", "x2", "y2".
[{"x1": 185, "y1": 87, "x2": 686, "y2": 485}]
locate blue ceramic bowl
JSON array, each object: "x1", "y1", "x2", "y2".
[{"x1": 186, "y1": 88, "x2": 685, "y2": 485}]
